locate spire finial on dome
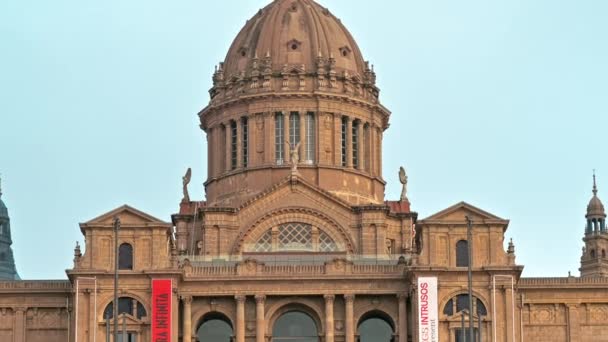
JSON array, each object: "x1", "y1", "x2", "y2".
[{"x1": 593, "y1": 170, "x2": 598, "y2": 196}]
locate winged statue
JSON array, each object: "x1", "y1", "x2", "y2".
[
  {"x1": 399, "y1": 166, "x2": 408, "y2": 201},
  {"x1": 285, "y1": 140, "x2": 302, "y2": 172},
  {"x1": 182, "y1": 168, "x2": 192, "y2": 203}
]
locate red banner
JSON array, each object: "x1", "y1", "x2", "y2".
[{"x1": 152, "y1": 279, "x2": 172, "y2": 342}]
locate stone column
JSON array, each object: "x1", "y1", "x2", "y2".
[
  {"x1": 236, "y1": 295, "x2": 246, "y2": 342},
  {"x1": 264, "y1": 112, "x2": 274, "y2": 164},
  {"x1": 284, "y1": 112, "x2": 291, "y2": 160},
  {"x1": 344, "y1": 295, "x2": 355, "y2": 342},
  {"x1": 182, "y1": 296, "x2": 193, "y2": 342},
  {"x1": 369, "y1": 124, "x2": 376, "y2": 176},
  {"x1": 567, "y1": 304, "x2": 580, "y2": 342},
  {"x1": 345, "y1": 117, "x2": 353, "y2": 168},
  {"x1": 398, "y1": 293, "x2": 408, "y2": 342},
  {"x1": 255, "y1": 295, "x2": 266, "y2": 342},
  {"x1": 377, "y1": 126, "x2": 383, "y2": 177},
  {"x1": 13, "y1": 307, "x2": 26, "y2": 342},
  {"x1": 324, "y1": 295, "x2": 335, "y2": 342},
  {"x1": 207, "y1": 127, "x2": 212, "y2": 178},
  {"x1": 505, "y1": 287, "x2": 514, "y2": 342}
]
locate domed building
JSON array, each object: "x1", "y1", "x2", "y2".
[{"x1": 1, "y1": 1, "x2": 608, "y2": 342}]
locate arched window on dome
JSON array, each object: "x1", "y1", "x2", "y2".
[
  {"x1": 119, "y1": 243, "x2": 133, "y2": 270},
  {"x1": 456, "y1": 240, "x2": 469, "y2": 267},
  {"x1": 275, "y1": 113, "x2": 285, "y2": 164},
  {"x1": 230, "y1": 120, "x2": 237, "y2": 170},
  {"x1": 602, "y1": 249, "x2": 606, "y2": 258},
  {"x1": 591, "y1": 249, "x2": 596, "y2": 258},
  {"x1": 250, "y1": 223, "x2": 340, "y2": 253},
  {"x1": 242, "y1": 117, "x2": 249, "y2": 168},
  {"x1": 289, "y1": 112, "x2": 301, "y2": 148},
  {"x1": 304, "y1": 112, "x2": 315, "y2": 164},
  {"x1": 341, "y1": 116, "x2": 348, "y2": 167},
  {"x1": 352, "y1": 120, "x2": 359, "y2": 169}
]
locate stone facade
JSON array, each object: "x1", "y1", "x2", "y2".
[{"x1": 1, "y1": 1, "x2": 607, "y2": 342}]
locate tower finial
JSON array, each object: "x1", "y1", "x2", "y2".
[{"x1": 593, "y1": 169, "x2": 598, "y2": 196}]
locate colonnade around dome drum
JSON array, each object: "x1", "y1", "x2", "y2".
[{"x1": 203, "y1": 109, "x2": 386, "y2": 206}]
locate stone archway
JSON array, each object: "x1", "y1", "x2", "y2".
[{"x1": 356, "y1": 310, "x2": 395, "y2": 342}]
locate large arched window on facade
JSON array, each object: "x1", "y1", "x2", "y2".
[
  {"x1": 357, "y1": 311, "x2": 394, "y2": 342},
  {"x1": 197, "y1": 312, "x2": 234, "y2": 342},
  {"x1": 119, "y1": 243, "x2": 133, "y2": 270},
  {"x1": 103, "y1": 297, "x2": 147, "y2": 342},
  {"x1": 442, "y1": 294, "x2": 487, "y2": 342},
  {"x1": 272, "y1": 311, "x2": 319, "y2": 342},
  {"x1": 456, "y1": 240, "x2": 469, "y2": 267},
  {"x1": 304, "y1": 112, "x2": 315, "y2": 164},
  {"x1": 250, "y1": 223, "x2": 340, "y2": 253}
]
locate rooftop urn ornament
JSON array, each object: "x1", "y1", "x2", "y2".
[
  {"x1": 285, "y1": 140, "x2": 301, "y2": 173},
  {"x1": 399, "y1": 166, "x2": 408, "y2": 201},
  {"x1": 182, "y1": 168, "x2": 192, "y2": 203}
]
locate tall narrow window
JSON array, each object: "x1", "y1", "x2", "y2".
[
  {"x1": 456, "y1": 240, "x2": 469, "y2": 267},
  {"x1": 118, "y1": 243, "x2": 133, "y2": 270},
  {"x1": 364, "y1": 123, "x2": 370, "y2": 172},
  {"x1": 220, "y1": 125, "x2": 227, "y2": 171},
  {"x1": 241, "y1": 117, "x2": 248, "y2": 167},
  {"x1": 230, "y1": 121, "x2": 237, "y2": 170},
  {"x1": 341, "y1": 116, "x2": 347, "y2": 167},
  {"x1": 289, "y1": 112, "x2": 300, "y2": 147},
  {"x1": 275, "y1": 113, "x2": 284, "y2": 164},
  {"x1": 305, "y1": 112, "x2": 315, "y2": 164},
  {"x1": 352, "y1": 120, "x2": 359, "y2": 169}
]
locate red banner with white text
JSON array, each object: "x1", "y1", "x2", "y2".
[{"x1": 152, "y1": 279, "x2": 172, "y2": 342}]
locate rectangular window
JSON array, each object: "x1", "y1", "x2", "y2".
[
  {"x1": 341, "y1": 116, "x2": 347, "y2": 167},
  {"x1": 242, "y1": 117, "x2": 248, "y2": 167},
  {"x1": 230, "y1": 121, "x2": 237, "y2": 170},
  {"x1": 352, "y1": 120, "x2": 359, "y2": 169},
  {"x1": 289, "y1": 112, "x2": 300, "y2": 146},
  {"x1": 275, "y1": 113, "x2": 284, "y2": 164},
  {"x1": 305, "y1": 112, "x2": 315, "y2": 163}
]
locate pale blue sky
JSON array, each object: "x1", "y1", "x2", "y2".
[{"x1": 0, "y1": 0, "x2": 607, "y2": 279}]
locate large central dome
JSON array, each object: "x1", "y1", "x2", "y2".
[
  {"x1": 223, "y1": 0, "x2": 367, "y2": 79},
  {"x1": 199, "y1": 0, "x2": 390, "y2": 207}
]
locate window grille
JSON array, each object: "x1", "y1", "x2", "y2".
[
  {"x1": 253, "y1": 230, "x2": 272, "y2": 252},
  {"x1": 279, "y1": 222, "x2": 311, "y2": 251},
  {"x1": 319, "y1": 231, "x2": 338, "y2": 252}
]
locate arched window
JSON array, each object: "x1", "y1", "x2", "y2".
[
  {"x1": 289, "y1": 112, "x2": 301, "y2": 148},
  {"x1": 250, "y1": 223, "x2": 340, "y2": 253},
  {"x1": 591, "y1": 249, "x2": 596, "y2": 258},
  {"x1": 275, "y1": 113, "x2": 285, "y2": 164},
  {"x1": 230, "y1": 120, "x2": 237, "y2": 170},
  {"x1": 0, "y1": 222, "x2": 4, "y2": 235},
  {"x1": 103, "y1": 297, "x2": 147, "y2": 320},
  {"x1": 442, "y1": 294, "x2": 487, "y2": 317},
  {"x1": 456, "y1": 240, "x2": 469, "y2": 267},
  {"x1": 363, "y1": 123, "x2": 370, "y2": 172},
  {"x1": 273, "y1": 311, "x2": 319, "y2": 342},
  {"x1": 197, "y1": 312, "x2": 233, "y2": 342},
  {"x1": 357, "y1": 312, "x2": 394, "y2": 342},
  {"x1": 352, "y1": 120, "x2": 359, "y2": 169},
  {"x1": 119, "y1": 243, "x2": 133, "y2": 270},
  {"x1": 603, "y1": 249, "x2": 606, "y2": 258},
  {"x1": 0, "y1": 252, "x2": 5, "y2": 261},
  {"x1": 304, "y1": 112, "x2": 315, "y2": 164},
  {"x1": 341, "y1": 116, "x2": 348, "y2": 167}
]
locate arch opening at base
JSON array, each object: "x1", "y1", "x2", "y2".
[
  {"x1": 357, "y1": 310, "x2": 395, "y2": 342},
  {"x1": 197, "y1": 312, "x2": 234, "y2": 342}
]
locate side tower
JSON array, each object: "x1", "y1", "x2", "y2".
[
  {"x1": 580, "y1": 173, "x2": 608, "y2": 277},
  {"x1": 0, "y1": 179, "x2": 20, "y2": 280}
]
